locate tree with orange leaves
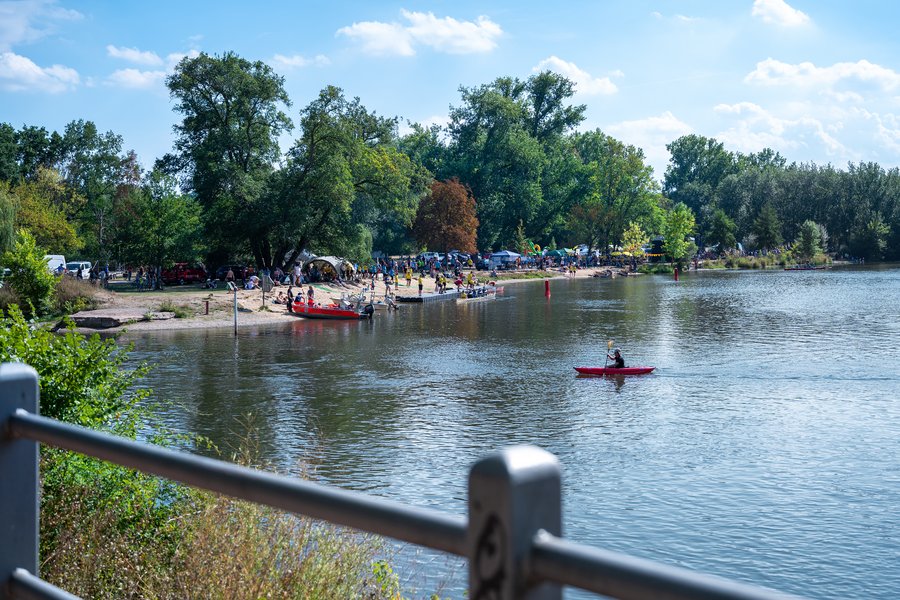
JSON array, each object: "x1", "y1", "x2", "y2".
[{"x1": 412, "y1": 178, "x2": 478, "y2": 253}]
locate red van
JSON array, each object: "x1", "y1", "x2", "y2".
[{"x1": 161, "y1": 263, "x2": 207, "y2": 285}]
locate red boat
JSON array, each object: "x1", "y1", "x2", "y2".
[
  {"x1": 574, "y1": 366, "x2": 656, "y2": 376},
  {"x1": 291, "y1": 301, "x2": 373, "y2": 320}
]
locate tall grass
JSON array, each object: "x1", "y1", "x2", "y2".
[
  {"x1": 40, "y1": 441, "x2": 397, "y2": 599},
  {"x1": 52, "y1": 276, "x2": 100, "y2": 314}
]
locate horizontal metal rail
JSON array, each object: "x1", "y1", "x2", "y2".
[
  {"x1": 531, "y1": 531, "x2": 800, "y2": 600},
  {"x1": 7, "y1": 409, "x2": 467, "y2": 556},
  {"x1": 8, "y1": 569, "x2": 79, "y2": 600}
]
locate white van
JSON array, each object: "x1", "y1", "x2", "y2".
[
  {"x1": 66, "y1": 260, "x2": 92, "y2": 278},
  {"x1": 44, "y1": 255, "x2": 66, "y2": 274}
]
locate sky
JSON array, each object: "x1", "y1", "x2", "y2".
[{"x1": 3, "y1": 0, "x2": 900, "y2": 181}]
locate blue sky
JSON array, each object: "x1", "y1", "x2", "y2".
[{"x1": 3, "y1": 0, "x2": 900, "y2": 181}]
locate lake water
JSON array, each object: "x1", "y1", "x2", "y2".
[{"x1": 127, "y1": 265, "x2": 900, "y2": 599}]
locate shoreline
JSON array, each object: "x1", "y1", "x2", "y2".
[{"x1": 73, "y1": 266, "x2": 630, "y2": 335}]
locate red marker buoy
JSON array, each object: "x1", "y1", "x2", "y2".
[{"x1": 545, "y1": 279, "x2": 551, "y2": 297}]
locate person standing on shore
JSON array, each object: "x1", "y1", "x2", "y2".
[{"x1": 417, "y1": 273, "x2": 423, "y2": 296}]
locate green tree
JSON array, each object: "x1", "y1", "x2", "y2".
[
  {"x1": 165, "y1": 51, "x2": 292, "y2": 268},
  {"x1": 0, "y1": 122, "x2": 17, "y2": 182},
  {"x1": 11, "y1": 168, "x2": 84, "y2": 253},
  {"x1": 569, "y1": 130, "x2": 660, "y2": 255},
  {"x1": 621, "y1": 221, "x2": 649, "y2": 257},
  {"x1": 446, "y1": 72, "x2": 584, "y2": 248},
  {"x1": 662, "y1": 202, "x2": 696, "y2": 266},
  {"x1": 663, "y1": 135, "x2": 737, "y2": 222},
  {"x1": 794, "y1": 220, "x2": 823, "y2": 263},
  {"x1": 118, "y1": 171, "x2": 203, "y2": 284},
  {"x1": 272, "y1": 86, "x2": 428, "y2": 265},
  {"x1": 0, "y1": 182, "x2": 16, "y2": 252},
  {"x1": 753, "y1": 202, "x2": 783, "y2": 251},
  {"x1": 850, "y1": 214, "x2": 889, "y2": 261},
  {"x1": 706, "y1": 208, "x2": 737, "y2": 253},
  {"x1": 1, "y1": 229, "x2": 57, "y2": 316},
  {"x1": 412, "y1": 178, "x2": 478, "y2": 253}
]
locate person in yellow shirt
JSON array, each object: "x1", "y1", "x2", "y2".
[
  {"x1": 406, "y1": 267, "x2": 412, "y2": 287},
  {"x1": 417, "y1": 273, "x2": 424, "y2": 296}
]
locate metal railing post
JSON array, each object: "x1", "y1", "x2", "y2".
[
  {"x1": 1, "y1": 364, "x2": 39, "y2": 600},
  {"x1": 468, "y1": 445, "x2": 562, "y2": 600}
]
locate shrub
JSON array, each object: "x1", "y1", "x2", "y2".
[
  {"x1": 52, "y1": 276, "x2": 99, "y2": 315},
  {"x1": 1, "y1": 229, "x2": 57, "y2": 317},
  {"x1": 157, "y1": 299, "x2": 194, "y2": 318},
  {"x1": 638, "y1": 263, "x2": 674, "y2": 274},
  {"x1": 0, "y1": 285, "x2": 21, "y2": 316}
]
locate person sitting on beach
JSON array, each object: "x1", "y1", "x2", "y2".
[{"x1": 607, "y1": 348, "x2": 625, "y2": 368}]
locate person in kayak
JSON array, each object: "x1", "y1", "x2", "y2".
[{"x1": 607, "y1": 348, "x2": 625, "y2": 368}]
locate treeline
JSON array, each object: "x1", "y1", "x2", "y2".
[{"x1": 2, "y1": 50, "x2": 899, "y2": 273}]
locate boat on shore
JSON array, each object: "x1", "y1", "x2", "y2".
[
  {"x1": 574, "y1": 366, "x2": 655, "y2": 376},
  {"x1": 290, "y1": 301, "x2": 374, "y2": 320}
]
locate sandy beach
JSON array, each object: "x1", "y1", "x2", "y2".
[{"x1": 75, "y1": 266, "x2": 632, "y2": 334}]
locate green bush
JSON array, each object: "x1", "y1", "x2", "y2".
[
  {"x1": 638, "y1": 263, "x2": 674, "y2": 274},
  {"x1": 1, "y1": 229, "x2": 57, "y2": 317}
]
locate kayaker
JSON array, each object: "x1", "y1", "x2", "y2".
[{"x1": 607, "y1": 348, "x2": 625, "y2": 368}]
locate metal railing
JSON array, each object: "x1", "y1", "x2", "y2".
[{"x1": 1, "y1": 363, "x2": 804, "y2": 600}]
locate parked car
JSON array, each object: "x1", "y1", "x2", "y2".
[
  {"x1": 66, "y1": 261, "x2": 93, "y2": 279},
  {"x1": 161, "y1": 263, "x2": 207, "y2": 285}
]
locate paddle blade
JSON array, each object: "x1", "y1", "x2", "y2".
[{"x1": 607, "y1": 340, "x2": 613, "y2": 349}]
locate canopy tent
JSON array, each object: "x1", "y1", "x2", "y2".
[
  {"x1": 488, "y1": 250, "x2": 522, "y2": 268},
  {"x1": 301, "y1": 256, "x2": 355, "y2": 282},
  {"x1": 544, "y1": 249, "x2": 567, "y2": 257}
]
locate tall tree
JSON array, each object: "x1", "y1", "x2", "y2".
[
  {"x1": 0, "y1": 182, "x2": 16, "y2": 252},
  {"x1": 705, "y1": 208, "x2": 737, "y2": 253},
  {"x1": 568, "y1": 130, "x2": 660, "y2": 255},
  {"x1": 0, "y1": 123, "x2": 17, "y2": 182},
  {"x1": 11, "y1": 168, "x2": 84, "y2": 254},
  {"x1": 662, "y1": 202, "x2": 696, "y2": 266},
  {"x1": 446, "y1": 72, "x2": 584, "y2": 249},
  {"x1": 118, "y1": 171, "x2": 203, "y2": 282},
  {"x1": 412, "y1": 178, "x2": 478, "y2": 253},
  {"x1": 793, "y1": 220, "x2": 822, "y2": 262},
  {"x1": 663, "y1": 134, "x2": 737, "y2": 222},
  {"x1": 164, "y1": 51, "x2": 292, "y2": 268},
  {"x1": 270, "y1": 86, "x2": 429, "y2": 265},
  {"x1": 753, "y1": 202, "x2": 783, "y2": 251}
]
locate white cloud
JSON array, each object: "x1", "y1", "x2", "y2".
[
  {"x1": 104, "y1": 49, "x2": 199, "y2": 90},
  {"x1": 272, "y1": 53, "x2": 331, "y2": 69},
  {"x1": 745, "y1": 58, "x2": 900, "y2": 90},
  {"x1": 106, "y1": 44, "x2": 163, "y2": 66},
  {"x1": 714, "y1": 101, "x2": 847, "y2": 157},
  {"x1": 751, "y1": 0, "x2": 810, "y2": 27},
  {"x1": 606, "y1": 111, "x2": 693, "y2": 176},
  {"x1": 337, "y1": 10, "x2": 502, "y2": 57},
  {"x1": 533, "y1": 56, "x2": 618, "y2": 96},
  {"x1": 0, "y1": 0, "x2": 82, "y2": 51},
  {"x1": 0, "y1": 50, "x2": 77, "y2": 92},
  {"x1": 106, "y1": 68, "x2": 165, "y2": 89}
]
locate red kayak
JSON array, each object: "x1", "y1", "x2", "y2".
[{"x1": 574, "y1": 366, "x2": 655, "y2": 376}]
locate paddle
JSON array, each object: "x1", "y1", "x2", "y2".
[{"x1": 604, "y1": 339, "x2": 613, "y2": 369}]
